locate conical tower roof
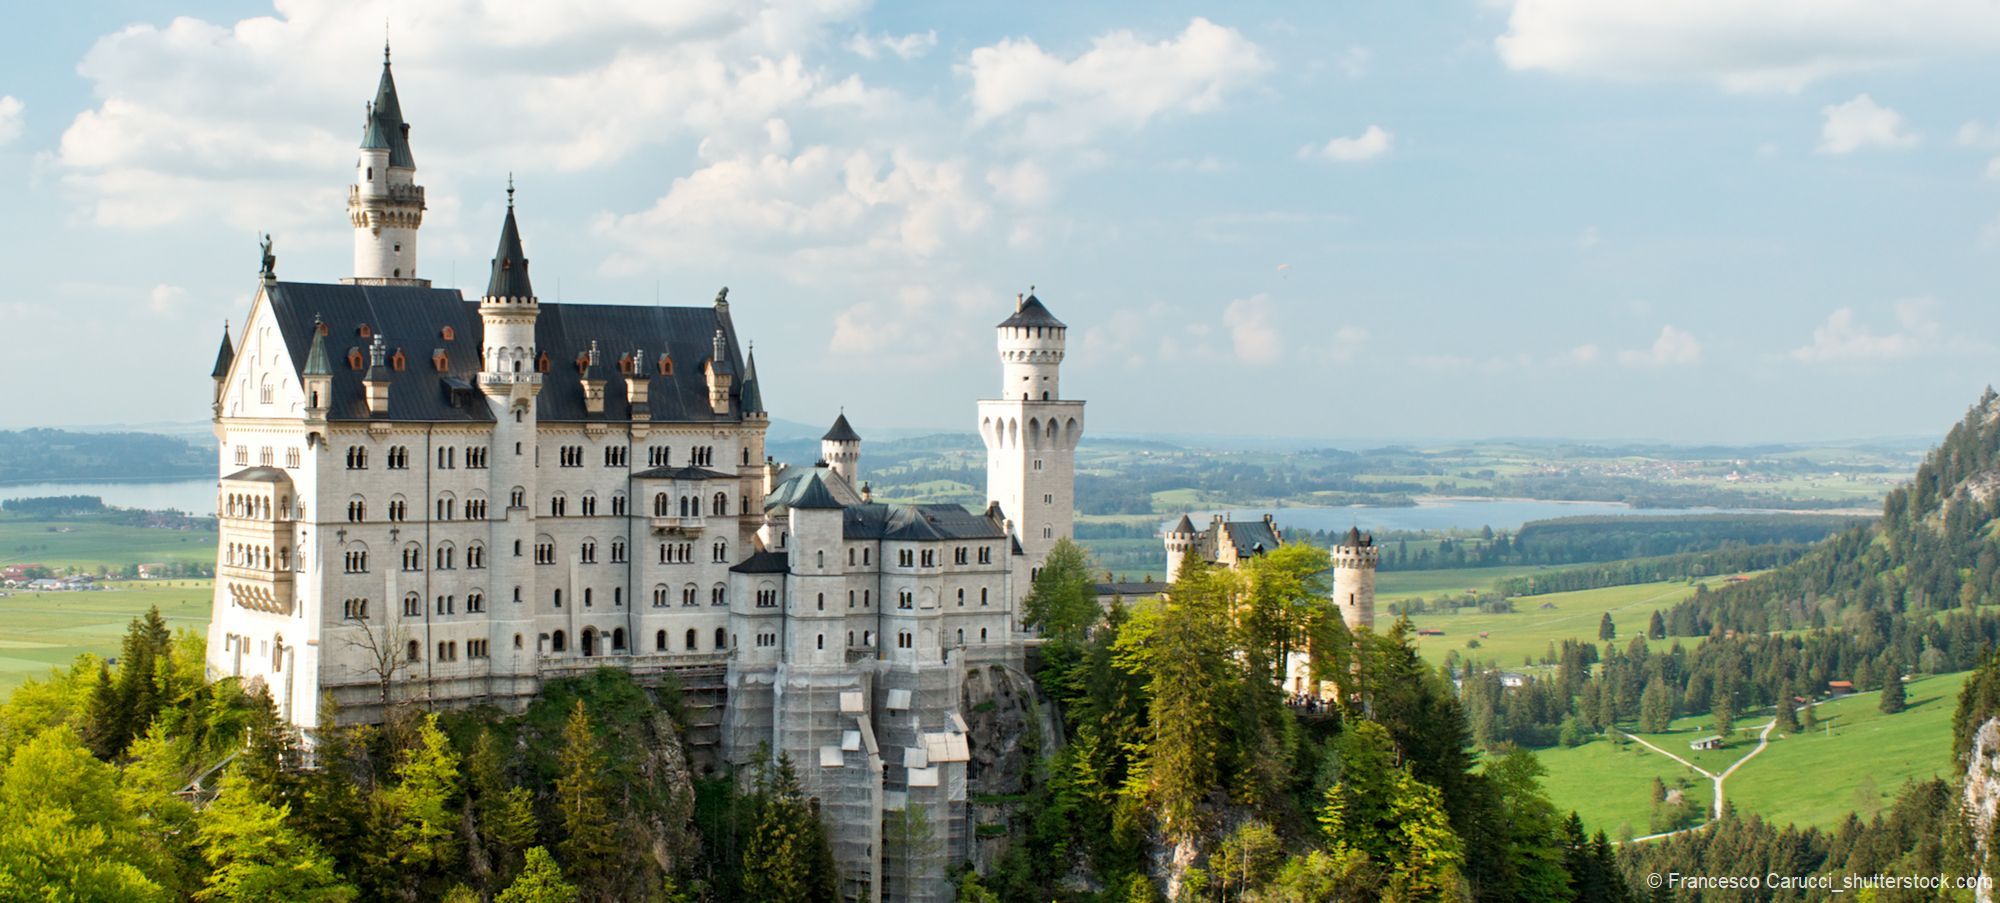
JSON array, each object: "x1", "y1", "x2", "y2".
[
  {"x1": 823, "y1": 412, "x2": 860, "y2": 443},
  {"x1": 211, "y1": 324, "x2": 235, "y2": 379},
  {"x1": 302, "y1": 322, "x2": 332, "y2": 377},
  {"x1": 485, "y1": 191, "x2": 534, "y2": 300},
  {"x1": 740, "y1": 346, "x2": 765, "y2": 414},
  {"x1": 370, "y1": 47, "x2": 415, "y2": 168}
]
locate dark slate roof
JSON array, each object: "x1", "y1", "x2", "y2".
[
  {"x1": 764, "y1": 464, "x2": 865, "y2": 511},
  {"x1": 1168, "y1": 514, "x2": 1195, "y2": 535},
  {"x1": 740, "y1": 347, "x2": 764, "y2": 414},
  {"x1": 1341, "y1": 526, "x2": 1373, "y2": 547},
  {"x1": 370, "y1": 58, "x2": 415, "y2": 168},
  {"x1": 822, "y1": 412, "x2": 860, "y2": 442},
  {"x1": 485, "y1": 206, "x2": 533, "y2": 299},
  {"x1": 841, "y1": 503, "x2": 1010, "y2": 542},
  {"x1": 633, "y1": 465, "x2": 736, "y2": 481},
  {"x1": 1196, "y1": 518, "x2": 1282, "y2": 560},
  {"x1": 997, "y1": 294, "x2": 1065, "y2": 329},
  {"x1": 360, "y1": 115, "x2": 390, "y2": 151},
  {"x1": 259, "y1": 281, "x2": 753, "y2": 423},
  {"x1": 729, "y1": 549, "x2": 789, "y2": 574},
  {"x1": 212, "y1": 326, "x2": 235, "y2": 379},
  {"x1": 220, "y1": 466, "x2": 290, "y2": 484},
  {"x1": 789, "y1": 471, "x2": 846, "y2": 510}
]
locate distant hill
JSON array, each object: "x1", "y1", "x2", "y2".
[
  {"x1": 0, "y1": 428, "x2": 211, "y2": 483},
  {"x1": 1677, "y1": 388, "x2": 2000, "y2": 633}
]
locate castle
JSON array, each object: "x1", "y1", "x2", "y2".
[
  {"x1": 1162, "y1": 515, "x2": 1376, "y2": 695},
  {"x1": 203, "y1": 49, "x2": 1079, "y2": 903}
]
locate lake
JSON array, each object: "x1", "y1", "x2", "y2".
[
  {"x1": 1182, "y1": 498, "x2": 1746, "y2": 535},
  {"x1": 0, "y1": 478, "x2": 216, "y2": 515}
]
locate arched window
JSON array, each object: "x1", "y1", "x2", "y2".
[
  {"x1": 714, "y1": 627, "x2": 727, "y2": 649},
  {"x1": 552, "y1": 630, "x2": 567, "y2": 652},
  {"x1": 713, "y1": 492, "x2": 728, "y2": 516},
  {"x1": 612, "y1": 628, "x2": 625, "y2": 651},
  {"x1": 271, "y1": 635, "x2": 284, "y2": 671},
  {"x1": 406, "y1": 639, "x2": 420, "y2": 661},
  {"x1": 816, "y1": 593, "x2": 824, "y2": 611},
  {"x1": 656, "y1": 630, "x2": 667, "y2": 651},
  {"x1": 686, "y1": 628, "x2": 698, "y2": 650}
]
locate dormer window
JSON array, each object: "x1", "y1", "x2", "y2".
[
  {"x1": 657, "y1": 354, "x2": 673, "y2": 376},
  {"x1": 358, "y1": 323, "x2": 373, "y2": 339},
  {"x1": 391, "y1": 349, "x2": 407, "y2": 372},
  {"x1": 347, "y1": 348, "x2": 364, "y2": 370},
  {"x1": 536, "y1": 351, "x2": 552, "y2": 373},
  {"x1": 433, "y1": 350, "x2": 449, "y2": 371},
  {"x1": 441, "y1": 326, "x2": 455, "y2": 341}
]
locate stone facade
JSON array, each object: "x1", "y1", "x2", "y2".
[{"x1": 203, "y1": 50, "x2": 1075, "y2": 903}]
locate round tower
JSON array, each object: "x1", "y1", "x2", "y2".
[
  {"x1": 1163, "y1": 514, "x2": 1198, "y2": 581},
  {"x1": 821, "y1": 412, "x2": 861, "y2": 486},
  {"x1": 1331, "y1": 526, "x2": 1378, "y2": 631},
  {"x1": 347, "y1": 43, "x2": 426, "y2": 284},
  {"x1": 997, "y1": 293, "x2": 1066, "y2": 400}
]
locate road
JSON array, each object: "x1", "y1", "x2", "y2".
[{"x1": 1616, "y1": 713, "x2": 1781, "y2": 843}]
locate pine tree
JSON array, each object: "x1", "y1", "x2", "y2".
[
  {"x1": 1712, "y1": 684, "x2": 1735, "y2": 741},
  {"x1": 469, "y1": 729, "x2": 538, "y2": 887},
  {"x1": 195, "y1": 770, "x2": 355, "y2": 903},
  {"x1": 497, "y1": 847, "x2": 580, "y2": 903},
  {"x1": 1022, "y1": 538, "x2": 1100, "y2": 649},
  {"x1": 1802, "y1": 699, "x2": 1820, "y2": 731},
  {"x1": 1638, "y1": 677, "x2": 1675, "y2": 733},
  {"x1": 555, "y1": 700, "x2": 621, "y2": 901},
  {"x1": 1113, "y1": 555, "x2": 1237, "y2": 847},
  {"x1": 1598, "y1": 612, "x2": 1616, "y2": 641},
  {"x1": 375, "y1": 712, "x2": 463, "y2": 892},
  {"x1": 740, "y1": 755, "x2": 839, "y2": 903},
  {"x1": 1879, "y1": 658, "x2": 1907, "y2": 714},
  {"x1": 1647, "y1": 610, "x2": 1667, "y2": 640},
  {"x1": 1775, "y1": 698, "x2": 1800, "y2": 734}
]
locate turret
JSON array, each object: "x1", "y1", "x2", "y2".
[
  {"x1": 1163, "y1": 514, "x2": 1198, "y2": 581},
  {"x1": 997, "y1": 292, "x2": 1066, "y2": 401},
  {"x1": 477, "y1": 182, "x2": 541, "y2": 401},
  {"x1": 623, "y1": 346, "x2": 650, "y2": 420},
  {"x1": 345, "y1": 42, "x2": 426, "y2": 285},
  {"x1": 740, "y1": 344, "x2": 765, "y2": 419},
  {"x1": 821, "y1": 413, "x2": 861, "y2": 485},
  {"x1": 302, "y1": 318, "x2": 332, "y2": 418},
  {"x1": 1331, "y1": 526, "x2": 1378, "y2": 631},
  {"x1": 580, "y1": 341, "x2": 606, "y2": 415},
  {"x1": 210, "y1": 321, "x2": 234, "y2": 417}
]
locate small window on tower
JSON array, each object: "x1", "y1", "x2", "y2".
[{"x1": 393, "y1": 243, "x2": 402, "y2": 252}]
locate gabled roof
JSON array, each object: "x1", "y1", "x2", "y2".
[
  {"x1": 789, "y1": 471, "x2": 846, "y2": 510},
  {"x1": 485, "y1": 205, "x2": 533, "y2": 300},
  {"x1": 211, "y1": 325, "x2": 235, "y2": 379},
  {"x1": 998, "y1": 294, "x2": 1065, "y2": 329},
  {"x1": 1195, "y1": 517, "x2": 1282, "y2": 561},
  {"x1": 765, "y1": 463, "x2": 866, "y2": 512},
  {"x1": 823, "y1": 412, "x2": 860, "y2": 443},
  {"x1": 257, "y1": 282, "x2": 751, "y2": 423}
]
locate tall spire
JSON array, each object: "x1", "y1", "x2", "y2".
[
  {"x1": 370, "y1": 45, "x2": 413, "y2": 168},
  {"x1": 485, "y1": 185, "x2": 533, "y2": 299},
  {"x1": 740, "y1": 343, "x2": 764, "y2": 414},
  {"x1": 211, "y1": 322, "x2": 235, "y2": 379}
]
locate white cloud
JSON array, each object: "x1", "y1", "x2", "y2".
[
  {"x1": 985, "y1": 160, "x2": 1052, "y2": 207},
  {"x1": 1618, "y1": 325, "x2": 1703, "y2": 367},
  {"x1": 1789, "y1": 299, "x2": 1940, "y2": 363},
  {"x1": 846, "y1": 29, "x2": 937, "y2": 61},
  {"x1": 1299, "y1": 125, "x2": 1393, "y2": 163},
  {"x1": 1225, "y1": 294, "x2": 1283, "y2": 363},
  {"x1": 147, "y1": 283, "x2": 186, "y2": 315},
  {"x1": 52, "y1": 0, "x2": 883, "y2": 229},
  {"x1": 596, "y1": 145, "x2": 988, "y2": 273},
  {"x1": 1817, "y1": 94, "x2": 1918, "y2": 154},
  {"x1": 1495, "y1": 0, "x2": 2000, "y2": 92},
  {"x1": 1577, "y1": 225, "x2": 1600, "y2": 249},
  {"x1": 0, "y1": 96, "x2": 22, "y2": 145},
  {"x1": 965, "y1": 17, "x2": 1270, "y2": 146},
  {"x1": 826, "y1": 283, "x2": 991, "y2": 368}
]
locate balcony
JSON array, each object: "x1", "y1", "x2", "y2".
[{"x1": 649, "y1": 515, "x2": 705, "y2": 535}]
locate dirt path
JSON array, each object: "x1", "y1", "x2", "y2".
[{"x1": 1616, "y1": 712, "x2": 1782, "y2": 843}]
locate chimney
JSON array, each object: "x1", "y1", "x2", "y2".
[
  {"x1": 580, "y1": 340, "x2": 606, "y2": 415},
  {"x1": 625, "y1": 346, "x2": 650, "y2": 420},
  {"x1": 704, "y1": 329, "x2": 733, "y2": 415},
  {"x1": 362, "y1": 335, "x2": 392, "y2": 416}
]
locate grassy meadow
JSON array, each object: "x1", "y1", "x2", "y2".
[
  {"x1": 1533, "y1": 736, "x2": 1710, "y2": 840},
  {"x1": 0, "y1": 580, "x2": 212, "y2": 693},
  {"x1": 1402, "y1": 578, "x2": 1715, "y2": 668},
  {"x1": 0, "y1": 515, "x2": 216, "y2": 569}
]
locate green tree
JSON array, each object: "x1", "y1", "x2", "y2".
[
  {"x1": 1647, "y1": 610, "x2": 1666, "y2": 640},
  {"x1": 85, "y1": 607, "x2": 175, "y2": 759},
  {"x1": 1114, "y1": 555, "x2": 1238, "y2": 848},
  {"x1": 1319, "y1": 721, "x2": 1466, "y2": 899},
  {"x1": 1712, "y1": 685, "x2": 1735, "y2": 741},
  {"x1": 740, "y1": 754, "x2": 839, "y2": 903},
  {"x1": 1597, "y1": 612, "x2": 1615, "y2": 641},
  {"x1": 1023, "y1": 537, "x2": 1100, "y2": 649},
  {"x1": 497, "y1": 847, "x2": 580, "y2": 903},
  {"x1": 195, "y1": 770, "x2": 355, "y2": 903},
  {"x1": 1880, "y1": 658, "x2": 1907, "y2": 714},
  {"x1": 1638, "y1": 677, "x2": 1675, "y2": 733},
  {"x1": 0, "y1": 726, "x2": 165, "y2": 900},
  {"x1": 469, "y1": 728, "x2": 539, "y2": 887},
  {"x1": 375, "y1": 712, "x2": 463, "y2": 893},
  {"x1": 1774, "y1": 698, "x2": 1800, "y2": 734},
  {"x1": 555, "y1": 700, "x2": 621, "y2": 901},
  {"x1": 1212, "y1": 820, "x2": 1283, "y2": 901}
]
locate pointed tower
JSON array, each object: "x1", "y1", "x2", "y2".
[
  {"x1": 1163, "y1": 514, "x2": 1198, "y2": 582},
  {"x1": 978, "y1": 292, "x2": 1085, "y2": 576},
  {"x1": 478, "y1": 183, "x2": 539, "y2": 399},
  {"x1": 345, "y1": 42, "x2": 427, "y2": 285},
  {"x1": 210, "y1": 322, "x2": 235, "y2": 418},
  {"x1": 302, "y1": 318, "x2": 332, "y2": 419},
  {"x1": 821, "y1": 413, "x2": 860, "y2": 485},
  {"x1": 477, "y1": 185, "x2": 541, "y2": 698}
]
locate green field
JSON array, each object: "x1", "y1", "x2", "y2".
[
  {"x1": 1726, "y1": 670, "x2": 1968, "y2": 828},
  {"x1": 1375, "y1": 565, "x2": 1551, "y2": 602},
  {"x1": 0, "y1": 581, "x2": 212, "y2": 693},
  {"x1": 1405, "y1": 579, "x2": 1712, "y2": 667},
  {"x1": 0, "y1": 516, "x2": 216, "y2": 568},
  {"x1": 1534, "y1": 736, "x2": 1709, "y2": 840}
]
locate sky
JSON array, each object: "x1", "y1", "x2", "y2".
[{"x1": 3, "y1": 1, "x2": 2000, "y2": 444}]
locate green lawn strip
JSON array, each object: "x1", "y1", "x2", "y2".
[
  {"x1": 1532, "y1": 736, "x2": 1710, "y2": 840},
  {"x1": 1405, "y1": 579, "x2": 1709, "y2": 667},
  {"x1": 1723, "y1": 671, "x2": 1968, "y2": 830},
  {"x1": 0, "y1": 517, "x2": 217, "y2": 568}
]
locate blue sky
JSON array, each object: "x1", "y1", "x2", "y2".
[{"x1": 3, "y1": 1, "x2": 1999, "y2": 443}]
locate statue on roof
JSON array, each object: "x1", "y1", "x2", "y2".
[
  {"x1": 715, "y1": 286, "x2": 729, "y2": 306},
  {"x1": 259, "y1": 234, "x2": 276, "y2": 280}
]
